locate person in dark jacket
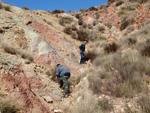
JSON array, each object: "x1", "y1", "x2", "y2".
[
  {"x1": 79, "y1": 41, "x2": 87, "y2": 64},
  {"x1": 56, "y1": 64, "x2": 71, "y2": 98}
]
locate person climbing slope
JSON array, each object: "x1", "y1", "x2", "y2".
[
  {"x1": 79, "y1": 41, "x2": 87, "y2": 64},
  {"x1": 56, "y1": 64, "x2": 71, "y2": 98}
]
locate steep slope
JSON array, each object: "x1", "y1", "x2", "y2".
[{"x1": 1, "y1": 0, "x2": 150, "y2": 113}]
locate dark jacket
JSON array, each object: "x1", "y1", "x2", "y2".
[
  {"x1": 79, "y1": 44, "x2": 85, "y2": 52},
  {"x1": 56, "y1": 65, "x2": 70, "y2": 79}
]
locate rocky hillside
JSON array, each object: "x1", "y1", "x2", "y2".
[{"x1": 0, "y1": 0, "x2": 150, "y2": 113}]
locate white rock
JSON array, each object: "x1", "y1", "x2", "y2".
[
  {"x1": 43, "y1": 96, "x2": 53, "y2": 103},
  {"x1": 54, "y1": 109, "x2": 63, "y2": 113},
  {"x1": 77, "y1": 96, "x2": 82, "y2": 103}
]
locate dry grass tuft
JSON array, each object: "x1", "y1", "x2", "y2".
[
  {"x1": 138, "y1": 95, "x2": 150, "y2": 113},
  {"x1": 88, "y1": 75, "x2": 102, "y2": 94},
  {"x1": 71, "y1": 90, "x2": 101, "y2": 113}
]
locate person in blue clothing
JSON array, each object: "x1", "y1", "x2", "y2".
[
  {"x1": 79, "y1": 41, "x2": 87, "y2": 64},
  {"x1": 56, "y1": 64, "x2": 71, "y2": 98}
]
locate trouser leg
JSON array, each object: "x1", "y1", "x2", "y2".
[
  {"x1": 80, "y1": 51, "x2": 85, "y2": 63},
  {"x1": 62, "y1": 76, "x2": 70, "y2": 94},
  {"x1": 60, "y1": 80, "x2": 63, "y2": 88}
]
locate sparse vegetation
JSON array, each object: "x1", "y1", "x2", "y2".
[
  {"x1": 59, "y1": 17, "x2": 73, "y2": 26},
  {"x1": 1, "y1": 42, "x2": 34, "y2": 62}
]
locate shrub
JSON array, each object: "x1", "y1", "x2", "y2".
[
  {"x1": 20, "y1": 52, "x2": 34, "y2": 62},
  {"x1": 22, "y1": 6, "x2": 30, "y2": 10},
  {"x1": 85, "y1": 50, "x2": 97, "y2": 62},
  {"x1": 71, "y1": 32, "x2": 78, "y2": 39},
  {"x1": 82, "y1": 23, "x2": 87, "y2": 29},
  {"x1": 88, "y1": 6, "x2": 98, "y2": 11},
  {"x1": 120, "y1": 17, "x2": 135, "y2": 30},
  {"x1": 71, "y1": 25, "x2": 77, "y2": 31},
  {"x1": 105, "y1": 23, "x2": 112, "y2": 29},
  {"x1": 59, "y1": 17, "x2": 73, "y2": 26},
  {"x1": 76, "y1": 29, "x2": 89, "y2": 41},
  {"x1": 116, "y1": 1, "x2": 124, "y2": 6},
  {"x1": 75, "y1": 13, "x2": 81, "y2": 19},
  {"x1": 46, "y1": 67, "x2": 56, "y2": 80},
  {"x1": 87, "y1": 24, "x2": 93, "y2": 29},
  {"x1": 4, "y1": 5, "x2": 11, "y2": 11},
  {"x1": 52, "y1": 9, "x2": 65, "y2": 14},
  {"x1": 123, "y1": 25, "x2": 135, "y2": 36},
  {"x1": 95, "y1": 12, "x2": 100, "y2": 20},
  {"x1": 78, "y1": 18, "x2": 83, "y2": 25},
  {"x1": 88, "y1": 75, "x2": 102, "y2": 94},
  {"x1": 138, "y1": 95, "x2": 150, "y2": 113},
  {"x1": 92, "y1": 21, "x2": 97, "y2": 26},
  {"x1": 97, "y1": 26, "x2": 105, "y2": 32},
  {"x1": 118, "y1": 10, "x2": 125, "y2": 16},
  {"x1": 3, "y1": 45, "x2": 17, "y2": 55},
  {"x1": 106, "y1": 50, "x2": 149, "y2": 97},
  {"x1": 139, "y1": 0, "x2": 148, "y2": 3},
  {"x1": 104, "y1": 42, "x2": 119, "y2": 53},
  {"x1": 64, "y1": 26, "x2": 73, "y2": 35},
  {"x1": 140, "y1": 43, "x2": 150, "y2": 57}
]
